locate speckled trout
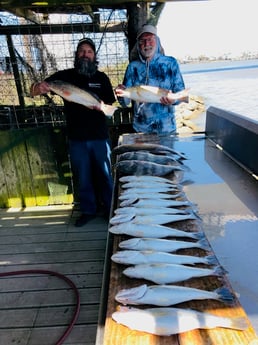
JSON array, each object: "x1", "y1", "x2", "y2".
[
  {"x1": 112, "y1": 306, "x2": 248, "y2": 336},
  {"x1": 117, "y1": 85, "x2": 189, "y2": 104},
  {"x1": 48, "y1": 80, "x2": 117, "y2": 117}
]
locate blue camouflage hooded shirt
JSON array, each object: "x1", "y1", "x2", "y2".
[{"x1": 122, "y1": 36, "x2": 186, "y2": 135}]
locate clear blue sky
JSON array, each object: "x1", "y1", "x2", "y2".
[{"x1": 157, "y1": 0, "x2": 258, "y2": 59}]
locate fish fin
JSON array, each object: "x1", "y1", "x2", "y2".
[{"x1": 198, "y1": 238, "x2": 211, "y2": 251}]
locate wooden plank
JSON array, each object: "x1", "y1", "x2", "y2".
[{"x1": 0, "y1": 206, "x2": 109, "y2": 345}]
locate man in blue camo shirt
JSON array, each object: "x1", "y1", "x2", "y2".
[{"x1": 115, "y1": 24, "x2": 188, "y2": 135}]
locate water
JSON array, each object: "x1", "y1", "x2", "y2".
[{"x1": 180, "y1": 59, "x2": 258, "y2": 123}]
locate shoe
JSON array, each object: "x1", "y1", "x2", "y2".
[{"x1": 75, "y1": 214, "x2": 96, "y2": 227}]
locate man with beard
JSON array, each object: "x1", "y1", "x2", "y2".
[{"x1": 30, "y1": 38, "x2": 116, "y2": 226}]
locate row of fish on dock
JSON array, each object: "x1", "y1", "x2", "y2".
[{"x1": 108, "y1": 142, "x2": 248, "y2": 336}]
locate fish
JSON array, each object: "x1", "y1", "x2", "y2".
[
  {"x1": 111, "y1": 250, "x2": 218, "y2": 266},
  {"x1": 109, "y1": 212, "x2": 197, "y2": 225},
  {"x1": 114, "y1": 206, "x2": 190, "y2": 216},
  {"x1": 119, "y1": 191, "x2": 183, "y2": 201},
  {"x1": 120, "y1": 198, "x2": 192, "y2": 208},
  {"x1": 118, "y1": 151, "x2": 182, "y2": 165},
  {"x1": 48, "y1": 80, "x2": 117, "y2": 117},
  {"x1": 115, "y1": 160, "x2": 184, "y2": 176},
  {"x1": 112, "y1": 306, "x2": 248, "y2": 336},
  {"x1": 119, "y1": 237, "x2": 210, "y2": 252},
  {"x1": 120, "y1": 185, "x2": 180, "y2": 193},
  {"x1": 112, "y1": 143, "x2": 187, "y2": 159},
  {"x1": 121, "y1": 181, "x2": 181, "y2": 189},
  {"x1": 122, "y1": 263, "x2": 226, "y2": 284},
  {"x1": 119, "y1": 175, "x2": 180, "y2": 184},
  {"x1": 116, "y1": 85, "x2": 189, "y2": 105},
  {"x1": 109, "y1": 221, "x2": 203, "y2": 239},
  {"x1": 115, "y1": 284, "x2": 235, "y2": 306}
]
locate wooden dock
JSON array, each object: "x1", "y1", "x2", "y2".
[{"x1": 0, "y1": 205, "x2": 108, "y2": 345}]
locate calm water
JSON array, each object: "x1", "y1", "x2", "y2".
[{"x1": 180, "y1": 59, "x2": 258, "y2": 123}]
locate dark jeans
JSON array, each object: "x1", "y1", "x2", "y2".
[{"x1": 69, "y1": 139, "x2": 113, "y2": 216}]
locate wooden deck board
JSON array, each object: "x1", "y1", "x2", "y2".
[{"x1": 0, "y1": 205, "x2": 108, "y2": 345}]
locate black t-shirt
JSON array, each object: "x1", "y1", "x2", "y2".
[{"x1": 46, "y1": 69, "x2": 116, "y2": 141}]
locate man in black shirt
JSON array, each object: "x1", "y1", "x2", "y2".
[{"x1": 31, "y1": 38, "x2": 116, "y2": 226}]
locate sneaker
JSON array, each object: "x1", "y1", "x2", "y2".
[{"x1": 75, "y1": 214, "x2": 96, "y2": 227}]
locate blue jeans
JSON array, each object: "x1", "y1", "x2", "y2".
[{"x1": 69, "y1": 139, "x2": 113, "y2": 215}]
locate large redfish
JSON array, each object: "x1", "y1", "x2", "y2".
[
  {"x1": 117, "y1": 85, "x2": 189, "y2": 104},
  {"x1": 48, "y1": 80, "x2": 117, "y2": 117}
]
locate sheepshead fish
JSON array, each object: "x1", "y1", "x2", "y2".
[
  {"x1": 117, "y1": 85, "x2": 189, "y2": 104},
  {"x1": 112, "y1": 306, "x2": 248, "y2": 336},
  {"x1": 109, "y1": 212, "x2": 197, "y2": 225},
  {"x1": 115, "y1": 284, "x2": 235, "y2": 306},
  {"x1": 48, "y1": 80, "x2": 117, "y2": 117},
  {"x1": 118, "y1": 151, "x2": 182, "y2": 164},
  {"x1": 119, "y1": 237, "x2": 210, "y2": 252},
  {"x1": 115, "y1": 160, "x2": 184, "y2": 176},
  {"x1": 109, "y1": 221, "x2": 203, "y2": 239},
  {"x1": 111, "y1": 250, "x2": 218, "y2": 266},
  {"x1": 113, "y1": 143, "x2": 187, "y2": 159},
  {"x1": 122, "y1": 263, "x2": 226, "y2": 284}
]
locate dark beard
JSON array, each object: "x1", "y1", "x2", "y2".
[{"x1": 74, "y1": 57, "x2": 98, "y2": 77}]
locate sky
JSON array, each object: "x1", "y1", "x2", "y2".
[{"x1": 157, "y1": 0, "x2": 258, "y2": 60}]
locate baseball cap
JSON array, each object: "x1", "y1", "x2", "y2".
[
  {"x1": 77, "y1": 37, "x2": 96, "y2": 53},
  {"x1": 137, "y1": 24, "x2": 157, "y2": 39}
]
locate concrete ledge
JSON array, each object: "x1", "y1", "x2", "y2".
[{"x1": 205, "y1": 106, "x2": 258, "y2": 176}]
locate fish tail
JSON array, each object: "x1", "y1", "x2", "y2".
[
  {"x1": 205, "y1": 255, "x2": 218, "y2": 266},
  {"x1": 215, "y1": 287, "x2": 235, "y2": 303},
  {"x1": 226, "y1": 317, "x2": 248, "y2": 330},
  {"x1": 198, "y1": 238, "x2": 211, "y2": 251},
  {"x1": 213, "y1": 265, "x2": 228, "y2": 276},
  {"x1": 192, "y1": 231, "x2": 205, "y2": 240},
  {"x1": 100, "y1": 103, "x2": 117, "y2": 117}
]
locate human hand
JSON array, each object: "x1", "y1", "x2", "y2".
[
  {"x1": 160, "y1": 88, "x2": 190, "y2": 105},
  {"x1": 115, "y1": 84, "x2": 126, "y2": 97},
  {"x1": 31, "y1": 81, "x2": 51, "y2": 97}
]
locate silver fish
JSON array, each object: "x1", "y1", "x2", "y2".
[
  {"x1": 116, "y1": 160, "x2": 184, "y2": 176},
  {"x1": 120, "y1": 198, "x2": 192, "y2": 208},
  {"x1": 117, "y1": 85, "x2": 189, "y2": 105},
  {"x1": 48, "y1": 80, "x2": 117, "y2": 117},
  {"x1": 119, "y1": 191, "x2": 183, "y2": 201},
  {"x1": 123, "y1": 263, "x2": 226, "y2": 284},
  {"x1": 112, "y1": 306, "x2": 248, "y2": 336},
  {"x1": 109, "y1": 212, "x2": 196, "y2": 225},
  {"x1": 119, "y1": 175, "x2": 179, "y2": 184},
  {"x1": 114, "y1": 206, "x2": 189, "y2": 216},
  {"x1": 115, "y1": 284, "x2": 235, "y2": 306},
  {"x1": 113, "y1": 143, "x2": 187, "y2": 159},
  {"x1": 121, "y1": 181, "x2": 181, "y2": 189},
  {"x1": 109, "y1": 221, "x2": 203, "y2": 239},
  {"x1": 118, "y1": 151, "x2": 182, "y2": 164},
  {"x1": 120, "y1": 185, "x2": 179, "y2": 193},
  {"x1": 119, "y1": 237, "x2": 210, "y2": 252},
  {"x1": 111, "y1": 250, "x2": 217, "y2": 266}
]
